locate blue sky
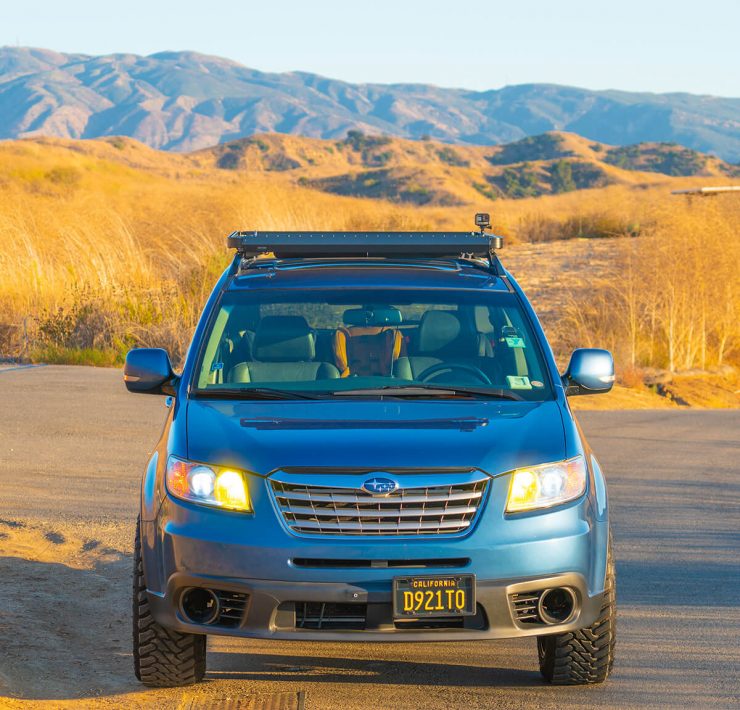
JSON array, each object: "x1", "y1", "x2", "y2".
[{"x1": 1, "y1": 0, "x2": 738, "y2": 96}]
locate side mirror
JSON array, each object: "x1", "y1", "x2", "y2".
[
  {"x1": 123, "y1": 348, "x2": 177, "y2": 395},
  {"x1": 562, "y1": 348, "x2": 614, "y2": 396}
]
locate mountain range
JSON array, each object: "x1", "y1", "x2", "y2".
[{"x1": 1, "y1": 47, "x2": 739, "y2": 161}]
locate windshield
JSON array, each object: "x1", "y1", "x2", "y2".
[{"x1": 193, "y1": 289, "x2": 553, "y2": 401}]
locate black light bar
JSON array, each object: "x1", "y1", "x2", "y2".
[{"x1": 227, "y1": 231, "x2": 503, "y2": 259}]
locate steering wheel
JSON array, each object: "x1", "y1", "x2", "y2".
[{"x1": 417, "y1": 362, "x2": 492, "y2": 385}]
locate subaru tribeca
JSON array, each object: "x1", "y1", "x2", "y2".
[{"x1": 125, "y1": 217, "x2": 616, "y2": 687}]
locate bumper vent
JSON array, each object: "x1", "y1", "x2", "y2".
[
  {"x1": 214, "y1": 590, "x2": 249, "y2": 628},
  {"x1": 287, "y1": 601, "x2": 488, "y2": 632},
  {"x1": 510, "y1": 591, "x2": 542, "y2": 624},
  {"x1": 292, "y1": 557, "x2": 470, "y2": 569},
  {"x1": 270, "y1": 478, "x2": 487, "y2": 536},
  {"x1": 394, "y1": 604, "x2": 488, "y2": 630},
  {"x1": 296, "y1": 602, "x2": 367, "y2": 630}
]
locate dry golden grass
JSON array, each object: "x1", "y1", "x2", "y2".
[
  {"x1": 0, "y1": 135, "x2": 738, "y2": 383},
  {"x1": 556, "y1": 198, "x2": 740, "y2": 373},
  {"x1": 0, "y1": 138, "x2": 472, "y2": 361}
]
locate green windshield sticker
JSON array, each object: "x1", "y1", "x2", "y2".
[
  {"x1": 507, "y1": 375, "x2": 532, "y2": 390},
  {"x1": 505, "y1": 336, "x2": 525, "y2": 348}
]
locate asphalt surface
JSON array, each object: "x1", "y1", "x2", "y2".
[{"x1": 1, "y1": 365, "x2": 739, "y2": 709}]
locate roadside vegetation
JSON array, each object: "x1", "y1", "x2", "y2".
[
  {"x1": 558, "y1": 199, "x2": 739, "y2": 373},
  {"x1": 0, "y1": 135, "x2": 737, "y2": 405}
]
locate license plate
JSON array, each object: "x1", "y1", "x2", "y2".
[{"x1": 393, "y1": 574, "x2": 476, "y2": 618}]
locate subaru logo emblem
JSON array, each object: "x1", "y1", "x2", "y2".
[{"x1": 362, "y1": 476, "x2": 399, "y2": 496}]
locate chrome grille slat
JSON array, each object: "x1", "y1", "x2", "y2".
[
  {"x1": 290, "y1": 519, "x2": 473, "y2": 532},
  {"x1": 270, "y1": 477, "x2": 487, "y2": 536},
  {"x1": 280, "y1": 504, "x2": 479, "y2": 518},
  {"x1": 273, "y1": 490, "x2": 484, "y2": 504}
]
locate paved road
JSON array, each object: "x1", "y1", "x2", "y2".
[{"x1": 1, "y1": 365, "x2": 739, "y2": 709}]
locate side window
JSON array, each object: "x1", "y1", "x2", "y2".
[{"x1": 197, "y1": 306, "x2": 232, "y2": 388}]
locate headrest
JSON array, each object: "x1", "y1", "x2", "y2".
[
  {"x1": 415, "y1": 311, "x2": 479, "y2": 356},
  {"x1": 343, "y1": 306, "x2": 402, "y2": 328},
  {"x1": 253, "y1": 316, "x2": 315, "y2": 361}
]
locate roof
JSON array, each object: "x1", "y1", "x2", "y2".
[{"x1": 228, "y1": 258, "x2": 511, "y2": 292}]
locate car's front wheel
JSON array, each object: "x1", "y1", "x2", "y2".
[
  {"x1": 537, "y1": 537, "x2": 616, "y2": 685},
  {"x1": 133, "y1": 516, "x2": 206, "y2": 687}
]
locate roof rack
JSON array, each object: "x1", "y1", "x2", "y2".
[{"x1": 226, "y1": 214, "x2": 504, "y2": 273}]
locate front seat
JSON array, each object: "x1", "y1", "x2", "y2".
[
  {"x1": 333, "y1": 307, "x2": 404, "y2": 377},
  {"x1": 228, "y1": 316, "x2": 340, "y2": 383},
  {"x1": 393, "y1": 310, "x2": 483, "y2": 381}
]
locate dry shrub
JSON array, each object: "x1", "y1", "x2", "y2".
[
  {"x1": 517, "y1": 211, "x2": 642, "y2": 242},
  {"x1": 617, "y1": 365, "x2": 646, "y2": 390},
  {"x1": 560, "y1": 198, "x2": 740, "y2": 371}
]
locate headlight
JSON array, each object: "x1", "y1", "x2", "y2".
[
  {"x1": 165, "y1": 456, "x2": 252, "y2": 512},
  {"x1": 505, "y1": 456, "x2": 587, "y2": 513}
]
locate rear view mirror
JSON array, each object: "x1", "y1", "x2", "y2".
[
  {"x1": 124, "y1": 348, "x2": 177, "y2": 395},
  {"x1": 343, "y1": 306, "x2": 402, "y2": 327},
  {"x1": 562, "y1": 348, "x2": 614, "y2": 396}
]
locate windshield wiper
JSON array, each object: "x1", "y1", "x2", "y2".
[
  {"x1": 192, "y1": 387, "x2": 330, "y2": 400},
  {"x1": 333, "y1": 384, "x2": 523, "y2": 401},
  {"x1": 194, "y1": 385, "x2": 524, "y2": 401}
]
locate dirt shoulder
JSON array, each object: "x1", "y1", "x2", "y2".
[{"x1": 570, "y1": 373, "x2": 740, "y2": 410}]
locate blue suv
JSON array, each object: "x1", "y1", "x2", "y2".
[{"x1": 125, "y1": 217, "x2": 616, "y2": 687}]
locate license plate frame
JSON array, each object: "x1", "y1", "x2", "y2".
[{"x1": 392, "y1": 574, "x2": 476, "y2": 618}]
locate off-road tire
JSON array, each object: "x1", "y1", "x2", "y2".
[
  {"x1": 133, "y1": 516, "x2": 206, "y2": 687},
  {"x1": 537, "y1": 535, "x2": 616, "y2": 685}
]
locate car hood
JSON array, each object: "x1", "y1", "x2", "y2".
[{"x1": 185, "y1": 398, "x2": 566, "y2": 477}]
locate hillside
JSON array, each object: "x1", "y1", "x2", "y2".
[
  {"x1": 2, "y1": 131, "x2": 736, "y2": 214},
  {"x1": 1, "y1": 47, "x2": 740, "y2": 160},
  {"x1": 196, "y1": 130, "x2": 738, "y2": 206}
]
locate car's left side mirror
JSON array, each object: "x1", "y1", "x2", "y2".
[
  {"x1": 123, "y1": 348, "x2": 178, "y2": 395},
  {"x1": 562, "y1": 348, "x2": 615, "y2": 396}
]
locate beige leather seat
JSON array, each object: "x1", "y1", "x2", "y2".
[
  {"x1": 393, "y1": 310, "x2": 498, "y2": 381},
  {"x1": 229, "y1": 316, "x2": 340, "y2": 383}
]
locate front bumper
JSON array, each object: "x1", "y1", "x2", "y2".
[
  {"x1": 147, "y1": 569, "x2": 604, "y2": 641},
  {"x1": 141, "y1": 469, "x2": 609, "y2": 641}
]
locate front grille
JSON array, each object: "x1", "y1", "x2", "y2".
[
  {"x1": 214, "y1": 590, "x2": 249, "y2": 628},
  {"x1": 510, "y1": 591, "x2": 542, "y2": 624},
  {"x1": 270, "y1": 478, "x2": 488, "y2": 536}
]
